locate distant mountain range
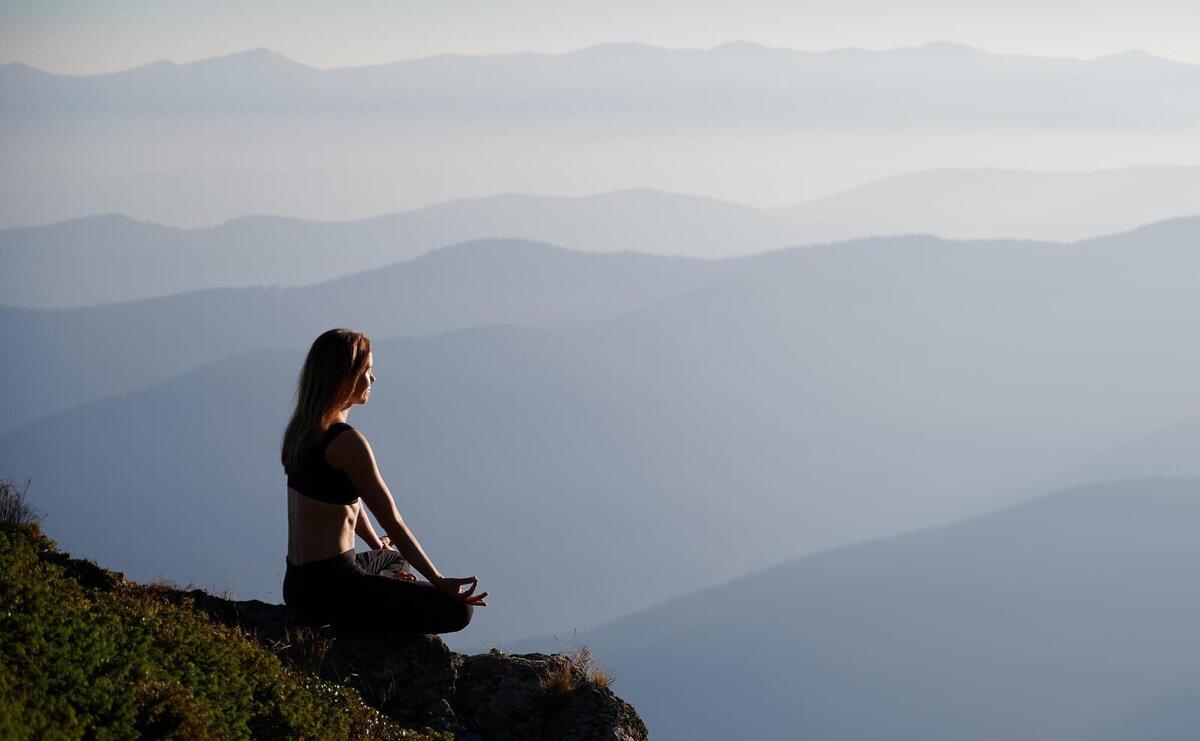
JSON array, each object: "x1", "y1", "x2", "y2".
[
  {"x1": 5, "y1": 42, "x2": 1195, "y2": 230},
  {"x1": 7, "y1": 214, "x2": 1200, "y2": 433},
  {"x1": 4, "y1": 167, "x2": 1198, "y2": 308},
  {"x1": 5, "y1": 217, "x2": 1200, "y2": 648},
  {"x1": 0, "y1": 239, "x2": 721, "y2": 432},
  {"x1": 536, "y1": 478, "x2": 1200, "y2": 740},
  {"x1": 5, "y1": 42, "x2": 1199, "y2": 127}
]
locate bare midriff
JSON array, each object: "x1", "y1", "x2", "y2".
[{"x1": 286, "y1": 487, "x2": 359, "y2": 565}]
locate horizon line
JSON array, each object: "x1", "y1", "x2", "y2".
[{"x1": 4, "y1": 39, "x2": 1195, "y2": 78}]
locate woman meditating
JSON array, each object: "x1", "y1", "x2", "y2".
[{"x1": 281, "y1": 328, "x2": 487, "y2": 633}]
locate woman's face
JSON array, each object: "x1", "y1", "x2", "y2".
[{"x1": 350, "y1": 352, "x2": 375, "y2": 406}]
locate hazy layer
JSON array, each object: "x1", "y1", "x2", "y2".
[
  {"x1": 3, "y1": 117, "x2": 1197, "y2": 228},
  {"x1": 4, "y1": 43, "x2": 1197, "y2": 227}
]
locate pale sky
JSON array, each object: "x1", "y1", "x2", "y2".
[{"x1": 2, "y1": 0, "x2": 1199, "y2": 74}]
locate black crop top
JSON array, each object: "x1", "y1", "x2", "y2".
[{"x1": 285, "y1": 422, "x2": 359, "y2": 505}]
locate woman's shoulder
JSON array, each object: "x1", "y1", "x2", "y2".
[{"x1": 324, "y1": 423, "x2": 373, "y2": 470}]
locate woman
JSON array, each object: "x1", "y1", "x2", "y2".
[{"x1": 281, "y1": 328, "x2": 487, "y2": 633}]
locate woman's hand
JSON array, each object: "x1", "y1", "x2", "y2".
[
  {"x1": 434, "y1": 575, "x2": 488, "y2": 606},
  {"x1": 381, "y1": 560, "x2": 417, "y2": 582}
]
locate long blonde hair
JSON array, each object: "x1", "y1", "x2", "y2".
[{"x1": 281, "y1": 328, "x2": 372, "y2": 474}]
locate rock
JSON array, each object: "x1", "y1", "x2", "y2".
[
  {"x1": 456, "y1": 651, "x2": 648, "y2": 741},
  {"x1": 454, "y1": 651, "x2": 572, "y2": 739},
  {"x1": 173, "y1": 590, "x2": 647, "y2": 740},
  {"x1": 545, "y1": 682, "x2": 647, "y2": 741}
]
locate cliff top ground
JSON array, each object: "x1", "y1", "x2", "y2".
[{"x1": 0, "y1": 481, "x2": 646, "y2": 740}]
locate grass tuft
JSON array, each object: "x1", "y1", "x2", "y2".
[
  {"x1": 570, "y1": 645, "x2": 614, "y2": 689},
  {"x1": 540, "y1": 644, "x2": 614, "y2": 696},
  {"x1": 541, "y1": 663, "x2": 577, "y2": 695},
  {"x1": 270, "y1": 624, "x2": 338, "y2": 677},
  {"x1": 0, "y1": 479, "x2": 40, "y2": 529}
]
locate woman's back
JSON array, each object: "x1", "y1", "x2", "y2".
[
  {"x1": 285, "y1": 423, "x2": 361, "y2": 565},
  {"x1": 286, "y1": 423, "x2": 358, "y2": 505}
]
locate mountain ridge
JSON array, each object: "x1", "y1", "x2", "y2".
[
  {"x1": 7, "y1": 40, "x2": 1196, "y2": 130},
  {"x1": 0, "y1": 235, "x2": 723, "y2": 430},
  {"x1": 5, "y1": 168, "x2": 1199, "y2": 308},
  {"x1": 8, "y1": 41, "x2": 1196, "y2": 77}
]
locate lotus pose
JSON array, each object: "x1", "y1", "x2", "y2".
[{"x1": 281, "y1": 328, "x2": 486, "y2": 633}]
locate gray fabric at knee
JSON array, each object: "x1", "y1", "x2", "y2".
[{"x1": 355, "y1": 548, "x2": 409, "y2": 577}]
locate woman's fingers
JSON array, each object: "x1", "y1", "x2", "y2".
[
  {"x1": 446, "y1": 576, "x2": 478, "y2": 594},
  {"x1": 438, "y1": 576, "x2": 485, "y2": 603}
]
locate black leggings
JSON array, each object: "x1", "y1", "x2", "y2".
[{"x1": 283, "y1": 549, "x2": 473, "y2": 634}]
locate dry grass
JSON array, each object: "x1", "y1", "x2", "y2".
[
  {"x1": 540, "y1": 644, "x2": 614, "y2": 696},
  {"x1": 572, "y1": 645, "x2": 613, "y2": 689},
  {"x1": 0, "y1": 479, "x2": 39, "y2": 528},
  {"x1": 269, "y1": 624, "x2": 337, "y2": 676},
  {"x1": 541, "y1": 663, "x2": 577, "y2": 696}
]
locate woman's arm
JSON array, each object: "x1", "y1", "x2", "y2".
[
  {"x1": 328, "y1": 429, "x2": 487, "y2": 606},
  {"x1": 354, "y1": 510, "x2": 387, "y2": 550}
]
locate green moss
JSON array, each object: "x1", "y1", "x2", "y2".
[{"x1": 0, "y1": 524, "x2": 447, "y2": 740}]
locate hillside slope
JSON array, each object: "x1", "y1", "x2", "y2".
[{"x1": 557, "y1": 478, "x2": 1200, "y2": 740}]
